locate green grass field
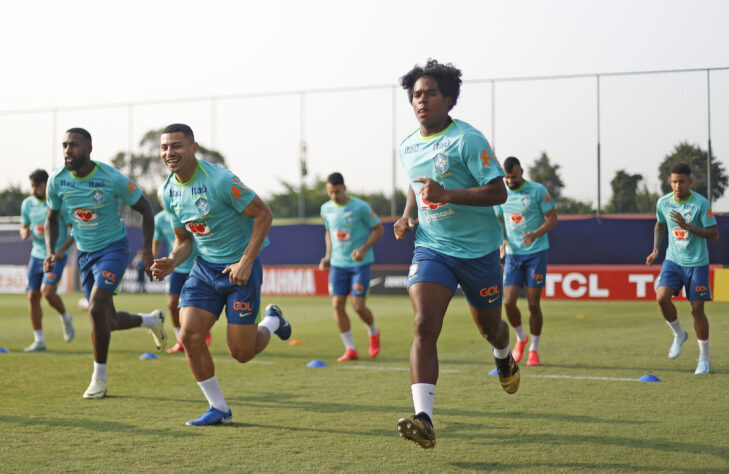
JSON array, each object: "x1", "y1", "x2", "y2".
[{"x1": 1, "y1": 293, "x2": 728, "y2": 472}]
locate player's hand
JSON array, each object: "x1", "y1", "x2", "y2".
[
  {"x1": 646, "y1": 250, "x2": 659, "y2": 266},
  {"x1": 670, "y1": 211, "x2": 688, "y2": 228},
  {"x1": 522, "y1": 231, "x2": 536, "y2": 246},
  {"x1": 413, "y1": 177, "x2": 447, "y2": 204},
  {"x1": 142, "y1": 249, "x2": 155, "y2": 280},
  {"x1": 43, "y1": 255, "x2": 56, "y2": 273},
  {"x1": 394, "y1": 217, "x2": 414, "y2": 240},
  {"x1": 499, "y1": 244, "x2": 506, "y2": 260},
  {"x1": 319, "y1": 257, "x2": 330, "y2": 271},
  {"x1": 351, "y1": 248, "x2": 364, "y2": 262},
  {"x1": 151, "y1": 257, "x2": 175, "y2": 281},
  {"x1": 222, "y1": 260, "x2": 252, "y2": 286}
]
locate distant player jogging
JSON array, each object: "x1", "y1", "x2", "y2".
[
  {"x1": 319, "y1": 172, "x2": 384, "y2": 361},
  {"x1": 646, "y1": 162, "x2": 718, "y2": 375},
  {"x1": 45, "y1": 128, "x2": 166, "y2": 399},
  {"x1": 393, "y1": 59, "x2": 517, "y2": 449},
  {"x1": 20, "y1": 168, "x2": 75, "y2": 351},
  {"x1": 151, "y1": 123, "x2": 291, "y2": 426},
  {"x1": 495, "y1": 157, "x2": 558, "y2": 367}
]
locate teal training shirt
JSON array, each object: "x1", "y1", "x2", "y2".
[
  {"x1": 160, "y1": 160, "x2": 269, "y2": 264},
  {"x1": 656, "y1": 190, "x2": 716, "y2": 267},
  {"x1": 20, "y1": 196, "x2": 71, "y2": 259},
  {"x1": 320, "y1": 196, "x2": 381, "y2": 267},
  {"x1": 153, "y1": 210, "x2": 198, "y2": 273},
  {"x1": 46, "y1": 161, "x2": 141, "y2": 253},
  {"x1": 495, "y1": 180, "x2": 554, "y2": 255},
  {"x1": 399, "y1": 119, "x2": 504, "y2": 259}
]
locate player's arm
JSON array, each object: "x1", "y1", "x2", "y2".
[
  {"x1": 152, "y1": 239, "x2": 161, "y2": 258},
  {"x1": 646, "y1": 221, "x2": 667, "y2": 265},
  {"x1": 352, "y1": 222, "x2": 384, "y2": 262},
  {"x1": 130, "y1": 194, "x2": 155, "y2": 279},
  {"x1": 670, "y1": 210, "x2": 719, "y2": 241},
  {"x1": 523, "y1": 208, "x2": 558, "y2": 246},
  {"x1": 19, "y1": 223, "x2": 31, "y2": 240},
  {"x1": 319, "y1": 229, "x2": 332, "y2": 270},
  {"x1": 414, "y1": 176, "x2": 507, "y2": 207},
  {"x1": 53, "y1": 231, "x2": 75, "y2": 260},
  {"x1": 43, "y1": 208, "x2": 61, "y2": 272},
  {"x1": 222, "y1": 196, "x2": 273, "y2": 285},
  {"x1": 394, "y1": 186, "x2": 418, "y2": 240},
  {"x1": 496, "y1": 213, "x2": 507, "y2": 258},
  {"x1": 151, "y1": 227, "x2": 193, "y2": 280}
]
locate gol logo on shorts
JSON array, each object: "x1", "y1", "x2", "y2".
[
  {"x1": 233, "y1": 301, "x2": 252, "y2": 311},
  {"x1": 102, "y1": 270, "x2": 116, "y2": 282},
  {"x1": 479, "y1": 286, "x2": 499, "y2": 298}
]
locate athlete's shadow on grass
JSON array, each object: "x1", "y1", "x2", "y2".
[{"x1": 0, "y1": 414, "x2": 199, "y2": 437}]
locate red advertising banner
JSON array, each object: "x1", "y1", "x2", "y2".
[{"x1": 262, "y1": 266, "x2": 329, "y2": 296}]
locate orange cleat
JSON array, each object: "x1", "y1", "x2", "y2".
[
  {"x1": 337, "y1": 348, "x2": 359, "y2": 361},
  {"x1": 167, "y1": 341, "x2": 184, "y2": 353},
  {"x1": 512, "y1": 337, "x2": 528, "y2": 363},
  {"x1": 205, "y1": 332, "x2": 212, "y2": 346},
  {"x1": 526, "y1": 350, "x2": 540, "y2": 366},
  {"x1": 369, "y1": 330, "x2": 381, "y2": 358}
]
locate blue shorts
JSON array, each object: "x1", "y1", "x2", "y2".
[
  {"x1": 407, "y1": 246, "x2": 503, "y2": 310},
  {"x1": 27, "y1": 255, "x2": 68, "y2": 291},
  {"x1": 180, "y1": 257, "x2": 263, "y2": 325},
  {"x1": 166, "y1": 271, "x2": 189, "y2": 295},
  {"x1": 78, "y1": 237, "x2": 130, "y2": 300},
  {"x1": 503, "y1": 250, "x2": 548, "y2": 288},
  {"x1": 329, "y1": 265, "x2": 371, "y2": 297},
  {"x1": 658, "y1": 260, "x2": 712, "y2": 301}
]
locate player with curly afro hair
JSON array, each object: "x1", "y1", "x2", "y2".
[{"x1": 399, "y1": 59, "x2": 462, "y2": 110}]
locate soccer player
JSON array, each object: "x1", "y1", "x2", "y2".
[
  {"x1": 151, "y1": 123, "x2": 291, "y2": 426},
  {"x1": 495, "y1": 157, "x2": 558, "y2": 367},
  {"x1": 319, "y1": 172, "x2": 384, "y2": 361},
  {"x1": 45, "y1": 128, "x2": 166, "y2": 399},
  {"x1": 152, "y1": 189, "x2": 211, "y2": 353},
  {"x1": 393, "y1": 59, "x2": 517, "y2": 449},
  {"x1": 646, "y1": 162, "x2": 719, "y2": 375},
  {"x1": 20, "y1": 169, "x2": 75, "y2": 351}
]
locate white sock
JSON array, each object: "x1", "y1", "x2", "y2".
[
  {"x1": 33, "y1": 330, "x2": 45, "y2": 343},
  {"x1": 698, "y1": 339, "x2": 709, "y2": 360},
  {"x1": 529, "y1": 334, "x2": 540, "y2": 352},
  {"x1": 340, "y1": 331, "x2": 356, "y2": 350},
  {"x1": 92, "y1": 362, "x2": 107, "y2": 382},
  {"x1": 140, "y1": 313, "x2": 158, "y2": 329},
  {"x1": 513, "y1": 324, "x2": 527, "y2": 341},
  {"x1": 666, "y1": 318, "x2": 685, "y2": 337},
  {"x1": 411, "y1": 383, "x2": 435, "y2": 420},
  {"x1": 174, "y1": 326, "x2": 182, "y2": 341},
  {"x1": 493, "y1": 344, "x2": 510, "y2": 359},
  {"x1": 197, "y1": 376, "x2": 229, "y2": 413},
  {"x1": 367, "y1": 322, "x2": 378, "y2": 337},
  {"x1": 259, "y1": 315, "x2": 280, "y2": 336}
]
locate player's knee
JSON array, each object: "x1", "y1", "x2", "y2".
[
  {"x1": 41, "y1": 285, "x2": 56, "y2": 299},
  {"x1": 413, "y1": 314, "x2": 440, "y2": 341},
  {"x1": 229, "y1": 346, "x2": 255, "y2": 363},
  {"x1": 28, "y1": 290, "x2": 41, "y2": 303},
  {"x1": 527, "y1": 300, "x2": 540, "y2": 314}
]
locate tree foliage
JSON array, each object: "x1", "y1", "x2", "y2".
[
  {"x1": 0, "y1": 185, "x2": 26, "y2": 216},
  {"x1": 605, "y1": 170, "x2": 659, "y2": 213},
  {"x1": 527, "y1": 152, "x2": 593, "y2": 214},
  {"x1": 658, "y1": 142, "x2": 727, "y2": 201}
]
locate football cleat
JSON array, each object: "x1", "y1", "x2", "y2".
[
  {"x1": 149, "y1": 309, "x2": 167, "y2": 351},
  {"x1": 167, "y1": 341, "x2": 185, "y2": 353},
  {"x1": 60, "y1": 314, "x2": 75, "y2": 342},
  {"x1": 511, "y1": 337, "x2": 529, "y2": 363},
  {"x1": 695, "y1": 359, "x2": 711, "y2": 375},
  {"x1": 397, "y1": 412, "x2": 436, "y2": 449},
  {"x1": 83, "y1": 377, "x2": 107, "y2": 399},
  {"x1": 526, "y1": 350, "x2": 540, "y2": 366},
  {"x1": 186, "y1": 407, "x2": 233, "y2": 426},
  {"x1": 337, "y1": 348, "x2": 359, "y2": 361},
  {"x1": 24, "y1": 341, "x2": 46, "y2": 352},
  {"x1": 668, "y1": 331, "x2": 688, "y2": 359},
  {"x1": 495, "y1": 353, "x2": 520, "y2": 394},
  {"x1": 265, "y1": 304, "x2": 291, "y2": 340},
  {"x1": 369, "y1": 330, "x2": 381, "y2": 358}
]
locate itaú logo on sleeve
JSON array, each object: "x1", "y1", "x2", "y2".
[{"x1": 185, "y1": 220, "x2": 212, "y2": 236}]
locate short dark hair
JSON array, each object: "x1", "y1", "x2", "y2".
[
  {"x1": 327, "y1": 172, "x2": 344, "y2": 186},
  {"x1": 670, "y1": 162, "x2": 691, "y2": 176},
  {"x1": 29, "y1": 169, "x2": 48, "y2": 184},
  {"x1": 66, "y1": 127, "x2": 92, "y2": 144},
  {"x1": 503, "y1": 156, "x2": 521, "y2": 173},
  {"x1": 163, "y1": 123, "x2": 195, "y2": 141},
  {"x1": 400, "y1": 59, "x2": 463, "y2": 110}
]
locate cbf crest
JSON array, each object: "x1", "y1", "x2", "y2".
[
  {"x1": 196, "y1": 196, "x2": 210, "y2": 217},
  {"x1": 433, "y1": 153, "x2": 449, "y2": 177},
  {"x1": 521, "y1": 195, "x2": 531, "y2": 209},
  {"x1": 92, "y1": 189, "x2": 104, "y2": 205}
]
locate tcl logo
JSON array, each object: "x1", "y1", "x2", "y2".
[{"x1": 185, "y1": 222, "x2": 212, "y2": 236}]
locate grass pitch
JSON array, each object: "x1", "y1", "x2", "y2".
[{"x1": 1, "y1": 293, "x2": 728, "y2": 472}]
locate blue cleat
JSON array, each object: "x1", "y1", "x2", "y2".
[
  {"x1": 668, "y1": 331, "x2": 688, "y2": 359},
  {"x1": 694, "y1": 359, "x2": 711, "y2": 375},
  {"x1": 186, "y1": 407, "x2": 233, "y2": 426},
  {"x1": 265, "y1": 304, "x2": 291, "y2": 340}
]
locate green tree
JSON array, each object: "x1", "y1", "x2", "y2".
[
  {"x1": 605, "y1": 170, "x2": 659, "y2": 213},
  {"x1": 527, "y1": 152, "x2": 593, "y2": 214},
  {"x1": 659, "y1": 142, "x2": 727, "y2": 201},
  {"x1": 0, "y1": 185, "x2": 26, "y2": 216}
]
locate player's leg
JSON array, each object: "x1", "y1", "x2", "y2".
[
  {"x1": 523, "y1": 250, "x2": 547, "y2": 366},
  {"x1": 656, "y1": 262, "x2": 688, "y2": 359},
  {"x1": 40, "y1": 255, "x2": 74, "y2": 342},
  {"x1": 686, "y1": 265, "x2": 711, "y2": 374},
  {"x1": 24, "y1": 257, "x2": 46, "y2": 351},
  {"x1": 503, "y1": 254, "x2": 528, "y2": 362},
  {"x1": 166, "y1": 271, "x2": 187, "y2": 353},
  {"x1": 350, "y1": 265, "x2": 380, "y2": 358},
  {"x1": 330, "y1": 267, "x2": 358, "y2": 360}
]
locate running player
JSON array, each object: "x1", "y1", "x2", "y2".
[
  {"x1": 20, "y1": 168, "x2": 75, "y2": 351},
  {"x1": 153, "y1": 190, "x2": 211, "y2": 353},
  {"x1": 319, "y1": 172, "x2": 384, "y2": 361},
  {"x1": 495, "y1": 156, "x2": 558, "y2": 367},
  {"x1": 151, "y1": 123, "x2": 291, "y2": 426},
  {"x1": 393, "y1": 59, "x2": 517, "y2": 449},
  {"x1": 646, "y1": 162, "x2": 718, "y2": 375},
  {"x1": 45, "y1": 128, "x2": 166, "y2": 399}
]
